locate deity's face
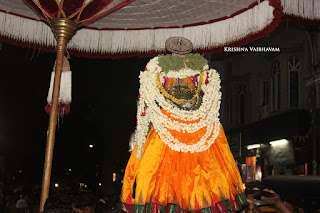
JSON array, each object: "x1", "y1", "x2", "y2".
[{"x1": 164, "y1": 76, "x2": 196, "y2": 100}]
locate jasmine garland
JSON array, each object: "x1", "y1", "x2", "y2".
[{"x1": 135, "y1": 56, "x2": 222, "y2": 158}]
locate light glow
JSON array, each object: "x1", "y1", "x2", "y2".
[
  {"x1": 247, "y1": 144, "x2": 260, "y2": 150},
  {"x1": 89, "y1": 144, "x2": 94, "y2": 148},
  {"x1": 113, "y1": 173, "x2": 117, "y2": 182},
  {"x1": 269, "y1": 139, "x2": 288, "y2": 145},
  {"x1": 54, "y1": 183, "x2": 59, "y2": 188}
]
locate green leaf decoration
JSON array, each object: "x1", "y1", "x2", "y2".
[
  {"x1": 158, "y1": 54, "x2": 208, "y2": 72},
  {"x1": 185, "y1": 53, "x2": 208, "y2": 70},
  {"x1": 158, "y1": 54, "x2": 184, "y2": 73}
]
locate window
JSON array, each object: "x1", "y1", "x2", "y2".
[
  {"x1": 288, "y1": 56, "x2": 300, "y2": 108},
  {"x1": 271, "y1": 61, "x2": 280, "y2": 111},
  {"x1": 238, "y1": 85, "x2": 246, "y2": 124}
]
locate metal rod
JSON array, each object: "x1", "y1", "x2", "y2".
[
  {"x1": 39, "y1": 46, "x2": 65, "y2": 212},
  {"x1": 39, "y1": 19, "x2": 77, "y2": 212}
]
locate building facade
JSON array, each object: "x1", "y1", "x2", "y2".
[{"x1": 211, "y1": 21, "x2": 320, "y2": 181}]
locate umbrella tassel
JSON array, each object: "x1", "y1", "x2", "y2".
[{"x1": 45, "y1": 56, "x2": 72, "y2": 115}]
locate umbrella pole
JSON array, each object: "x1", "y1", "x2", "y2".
[{"x1": 40, "y1": 19, "x2": 77, "y2": 213}]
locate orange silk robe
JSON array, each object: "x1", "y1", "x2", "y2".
[{"x1": 121, "y1": 110, "x2": 246, "y2": 213}]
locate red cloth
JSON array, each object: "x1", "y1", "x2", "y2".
[{"x1": 23, "y1": 0, "x2": 135, "y2": 25}]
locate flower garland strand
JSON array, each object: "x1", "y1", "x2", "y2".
[{"x1": 135, "y1": 56, "x2": 222, "y2": 158}]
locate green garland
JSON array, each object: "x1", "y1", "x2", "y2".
[
  {"x1": 185, "y1": 54, "x2": 208, "y2": 70},
  {"x1": 158, "y1": 53, "x2": 207, "y2": 73}
]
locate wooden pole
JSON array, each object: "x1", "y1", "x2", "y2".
[{"x1": 40, "y1": 19, "x2": 77, "y2": 212}]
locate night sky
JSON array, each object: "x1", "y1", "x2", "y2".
[{"x1": 0, "y1": 42, "x2": 150, "y2": 187}]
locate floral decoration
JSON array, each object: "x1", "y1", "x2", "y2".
[{"x1": 135, "y1": 55, "x2": 222, "y2": 158}]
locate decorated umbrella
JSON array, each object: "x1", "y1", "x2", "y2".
[
  {"x1": 0, "y1": 0, "x2": 319, "y2": 59},
  {"x1": 0, "y1": 0, "x2": 319, "y2": 211},
  {"x1": 1, "y1": 0, "x2": 320, "y2": 58},
  {"x1": 0, "y1": 0, "x2": 135, "y2": 211}
]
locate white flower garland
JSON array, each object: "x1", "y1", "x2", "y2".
[{"x1": 135, "y1": 56, "x2": 222, "y2": 158}]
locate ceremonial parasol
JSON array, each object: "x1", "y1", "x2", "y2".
[
  {"x1": 0, "y1": 0, "x2": 319, "y2": 211},
  {"x1": 0, "y1": 0, "x2": 135, "y2": 210},
  {"x1": 0, "y1": 0, "x2": 319, "y2": 59}
]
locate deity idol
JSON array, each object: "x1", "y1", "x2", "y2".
[{"x1": 121, "y1": 37, "x2": 246, "y2": 213}]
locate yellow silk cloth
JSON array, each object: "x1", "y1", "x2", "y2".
[{"x1": 121, "y1": 111, "x2": 245, "y2": 212}]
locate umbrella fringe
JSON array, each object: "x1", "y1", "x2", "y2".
[
  {"x1": 280, "y1": 0, "x2": 320, "y2": 20},
  {"x1": 1, "y1": 0, "x2": 318, "y2": 55},
  {"x1": 0, "y1": 11, "x2": 56, "y2": 46},
  {"x1": 70, "y1": 1, "x2": 276, "y2": 53}
]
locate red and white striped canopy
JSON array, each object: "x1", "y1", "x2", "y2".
[{"x1": 0, "y1": 0, "x2": 319, "y2": 58}]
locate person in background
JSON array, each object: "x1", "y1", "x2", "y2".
[
  {"x1": 72, "y1": 193, "x2": 96, "y2": 213},
  {"x1": 5, "y1": 195, "x2": 17, "y2": 213},
  {"x1": 243, "y1": 189, "x2": 296, "y2": 213},
  {"x1": 94, "y1": 199, "x2": 108, "y2": 213},
  {"x1": 245, "y1": 194, "x2": 262, "y2": 213},
  {"x1": 16, "y1": 195, "x2": 27, "y2": 213},
  {"x1": 42, "y1": 195, "x2": 73, "y2": 213},
  {"x1": 261, "y1": 191, "x2": 295, "y2": 213}
]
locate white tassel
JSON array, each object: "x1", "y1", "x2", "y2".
[{"x1": 45, "y1": 56, "x2": 72, "y2": 115}]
